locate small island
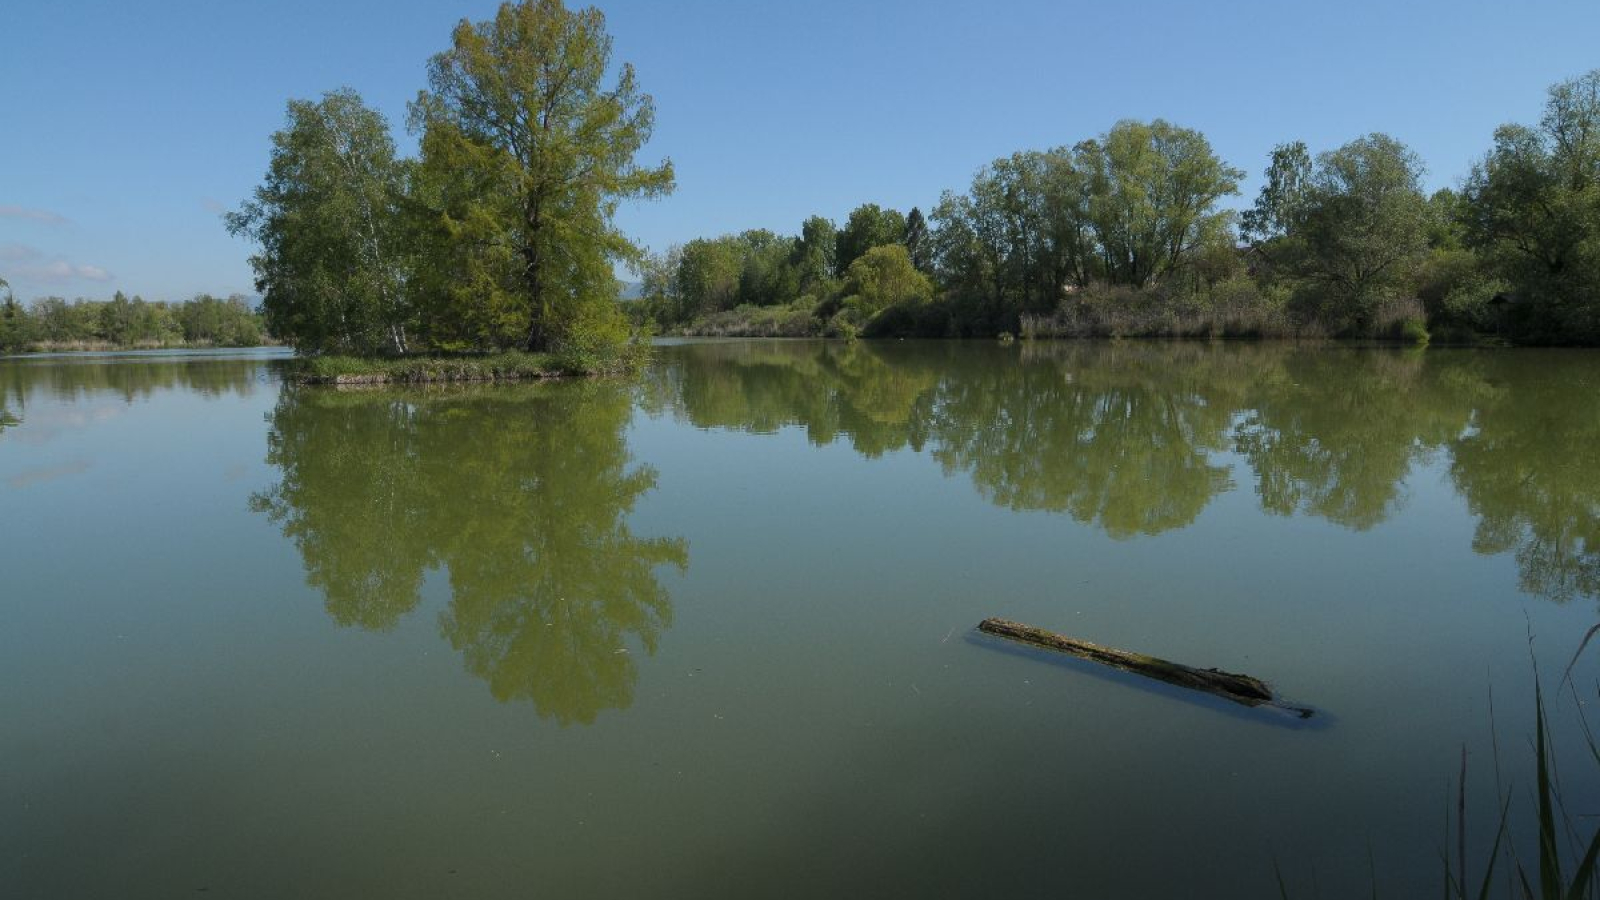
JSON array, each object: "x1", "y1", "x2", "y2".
[{"x1": 220, "y1": 0, "x2": 673, "y2": 379}]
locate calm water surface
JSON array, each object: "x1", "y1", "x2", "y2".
[{"x1": 2, "y1": 341, "x2": 1598, "y2": 898}]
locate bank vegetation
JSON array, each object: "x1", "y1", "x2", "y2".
[{"x1": 631, "y1": 71, "x2": 1600, "y2": 347}]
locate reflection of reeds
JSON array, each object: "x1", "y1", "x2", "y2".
[
  {"x1": 1279, "y1": 672, "x2": 1600, "y2": 899},
  {"x1": 1500, "y1": 682, "x2": 1600, "y2": 900},
  {"x1": 1430, "y1": 676, "x2": 1600, "y2": 900}
]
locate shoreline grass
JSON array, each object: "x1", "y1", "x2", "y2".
[
  {"x1": 292, "y1": 352, "x2": 562, "y2": 385},
  {"x1": 289, "y1": 345, "x2": 648, "y2": 385}
]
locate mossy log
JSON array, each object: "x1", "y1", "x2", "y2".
[{"x1": 977, "y1": 618, "x2": 1312, "y2": 718}]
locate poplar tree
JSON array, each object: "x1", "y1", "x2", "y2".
[{"x1": 409, "y1": 0, "x2": 674, "y2": 352}]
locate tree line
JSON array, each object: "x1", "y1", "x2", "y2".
[
  {"x1": 0, "y1": 282, "x2": 266, "y2": 353},
  {"x1": 226, "y1": 0, "x2": 671, "y2": 367},
  {"x1": 634, "y1": 70, "x2": 1600, "y2": 346}
]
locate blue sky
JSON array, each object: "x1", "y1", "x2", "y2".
[{"x1": 2, "y1": 0, "x2": 1597, "y2": 302}]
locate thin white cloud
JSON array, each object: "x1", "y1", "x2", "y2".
[
  {"x1": 7, "y1": 259, "x2": 115, "y2": 284},
  {"x1": 0, "y1": 243, "x2": 42, "y2": 262},
  {"x1": 0, "y1": 205, "x2": 70, "y2": 225}
]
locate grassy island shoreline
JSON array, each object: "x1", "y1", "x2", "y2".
[{"x1": 288, "y1": 344, "x2": 648, "y2": 385}]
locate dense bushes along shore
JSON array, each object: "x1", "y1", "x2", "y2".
[{"x1": 633, "y1": 70, "x2": 1600, "y2": 347}]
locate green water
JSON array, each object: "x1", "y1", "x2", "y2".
[{"x1": 2, "y1": 341, "x2": 1598, "y2": 898}]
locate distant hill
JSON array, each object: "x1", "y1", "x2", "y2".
[{"x1": 618, "y1": 280, "x2": 644, "y2": 301}]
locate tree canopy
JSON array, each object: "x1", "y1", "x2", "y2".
[
  {"x1": 228, "y1": 0, "x2": 671, "y2": 360},
  {"x1": 227, "y1": 89, "x2": 409, "y2": 355},
  {"x1": 1463, "y1": 69, "x2": 1600, "y2": 343},
  {"x1": 1076, "y1": 119, "x2": 1243, "y2": 288},
  {"x1": 410, "y1": 0, "x2": 673, "y2": 353}
]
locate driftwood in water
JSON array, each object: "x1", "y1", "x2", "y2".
[{"x1": 977, "y1": 618, "x2": 1312, "y2": 718}]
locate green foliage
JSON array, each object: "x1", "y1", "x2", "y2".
[
  {"x1": 226, "y1": 0, "x2": 670, "y2": 362},
  {"x1": 0, "y1": 293, "x2": 265, "y2": 351},
  {"x1": 227, "y1": 89, "x2": 412, "y2": 355},
  {"x1": 409, "y1": 0, "x2": 674, "y2": 353},
  {"x1": 795, "y1": 215, "x2": 838, "y2": 292},
  {"x1": 644, "y1": 220, "x2": 855, "y2": 333},
  {"x1": 1248, "y1": 134, "x2": 1433, "y2": 334},
  {"x1": 930, "y1": 120, "x2": 1239, "y2": 334},
  {"x1": 904, "y1": 206, "x2": 930, "y2": 271},
  {"x1": 736, "y1": 229, "x2": 801, "y2": 307},
  {"x1": 1301, "y1": 135, "x2": 1432, "y2": 330},
  {"x1": 843, "y1": 244, "x2": 933, "y2": 320},
  {"x1": 1077, "y1": 119, "x2": 1244, "y2": 288},
  {"x1": 1240, "y1": 141, "x2": 1312, "y2": 243},
  {"x1": 548, "y1": 304, "x2": 651, "y2": 374},
  {"x1": 835, "y1": 203, "x2": 906, "y2": 275},
  {"x1": 674, "y1": 301, "x2": 824, "y2": 338},
  {"x1": 1463, "y1": 69, "x2": 1600, "y2": 344},
  {"x1": 298, "y1": 351, "x2": 560, "y2": 382},
  {"x1": 175, "y1": 294, "x2": 264, "y2": 346},
  {"x1": 1021, "y1": 277, "x2": 1294, "y2": 340},
  {"x1": 620, "y1": 68, "x2": 1600, "y2": 346},
  {"x1": 931, "y1": 149, "x2": 1094, "y2": 331},
  {"x1": 0, "y1": 278, "x2": 36, "y2": 352},
  {"x1": 673, "y1": 236, "x2": 747, "y2": 318}
]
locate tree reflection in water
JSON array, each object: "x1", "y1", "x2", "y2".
[
  {"x1": 651, "y1": 340, "x2": 1599, "y2": 605},
  {"x1": 253, "y1": 380, "x2": 687, "y2": 724},
  {"x1": 1450, "y1": 353, "x2": 1600, "y2": 603}
]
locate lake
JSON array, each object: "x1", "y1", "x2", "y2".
[{"x1": 2, "y1": 340, "x2": 1598, "y2": 898}]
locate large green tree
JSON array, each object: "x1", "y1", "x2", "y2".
[
  {"x1": 736, "y1": 229, "x2": 799, "y2": 307},
  {"x1": 1239, "y1": 141, "x2": 1312, "y2": 244},
  {"x1": 227, "y1": 89, "x2": 412, "y2": 355},
  {"x1": 794, "y1": 215, "x2": 838, "y2": 294},
  {"x1": 673, "y1": 236, "x2": 746, "y2": 319},
  {"x1": 843, "y1": 244, "x2": 933, "y2": 319},
  {"x1": 834, "y1": 203, "x2": 906, "y2": 276},
  {"x1": 1290, "y1": 134, "x2": 1432, "y2": 331},
  {"x1": 932, "y1": 151, "x2": 1082, "y2": 324},
  {"x1": 410, "y1": 0, "x2": 674, "y2": 352},
  {"x1": 1076, "y1": 119, "x2": 1242, "y2": 288},
  {"x1": 903, "y1": 207, "x2": 930, "y2": 272},
  {"x1": 1463, "y1": 69, "x2": 1600, "y2": 343}
]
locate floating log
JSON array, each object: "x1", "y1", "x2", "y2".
[{"x1": 976, "y1": 618, "x2": 1313, "y2": 718}]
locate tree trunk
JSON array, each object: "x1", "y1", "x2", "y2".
[
  {"x1": 523, "y1": 200, "x2": 546, "y2": 352},
  {"x1": 976, "y1": 618, "x2": 1313, "y2": 718}
]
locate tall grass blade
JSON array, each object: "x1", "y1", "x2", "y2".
[
  {"x1": 1537, "y1": 683, "x2": 1564, "y2": 897},
  {"x1": 1560, "y1": 624, "x2": 1600, "y2": 689},
  {"x1": 1444, "y1": 846, "x2": 1464, "y2": 899},
  {"x1": 1462, "y1": 745, "x2": 1469, "y2": 898},
  {"x1": 1565, "y1": 828, "x2": 1600, "y2": 900},
  {"x1": 1517, "y1": 860, "x2": 1538, "y2": 900},
  {"x1": 1478, "y1": 793, "x2": 1514, "y2": 900}
]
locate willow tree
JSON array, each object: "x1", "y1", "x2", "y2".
[
  {"x1": 410, "y1": 0, "x2": 674, "y2": 352},
  {"x1": 1076, "y1": 120, "x2": 1243, "y2": 288},
  {"x1": 1294, "y1": 134, "x2": 1431, "y2": 329}
]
